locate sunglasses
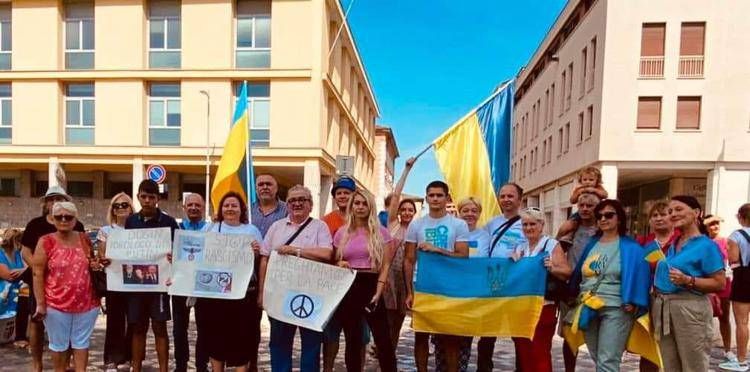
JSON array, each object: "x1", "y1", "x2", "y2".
[
  {"x1": 53, "y1": 214, "x2": 75, "y2": 222},
  {"x1": 595, "y1": 211, "x2": 617, "y2": 220},
  {"x1": 287, "y1": 197, "x2": 310, "y2": 204},
  {"x1": 112, "y1": 202, "x2": 130, "y2": 210}
]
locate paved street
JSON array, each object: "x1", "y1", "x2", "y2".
[{"x1": 1, "y1": 312, "x2": 728, "y2": 371}]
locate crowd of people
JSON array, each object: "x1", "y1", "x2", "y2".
[{"x1": 1, "y1": 161, "x2": 750, "y2": 372}]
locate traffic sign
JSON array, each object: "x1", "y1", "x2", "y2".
[{"x1": 146, "y1": 164, "x2": 167, "y2": 184}]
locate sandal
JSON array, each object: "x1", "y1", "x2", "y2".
[{"x1": 13, "y1": 340, "x2": 29, "y2": 348}]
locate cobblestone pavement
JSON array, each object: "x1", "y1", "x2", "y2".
[{"x1": 1, "y1": 312, "x2": 728, "y2": 371}]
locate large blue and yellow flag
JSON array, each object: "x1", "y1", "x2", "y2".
[
  {"x1": 211, "y1": 81, "x2": 257, "y2": 212},
  {"x1": 433, "y1": 81, "x2": 514, "y2": 226},
  {"x1": 413, "y1": 251, "x2": 546, "y2": 338}
]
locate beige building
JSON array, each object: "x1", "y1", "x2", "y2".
[
  {"x1": 0, "y1": 0, "x2": 388, "y2": 228},
  {"x1": 373, "y1": 125, "x2": 398, "y2": 211},
  {"x1": 511, "y1": 0, "x2": 750, "y2": 235}
]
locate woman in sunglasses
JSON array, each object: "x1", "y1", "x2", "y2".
[
  {"x1": 652, "y1": 195, "x2": 725, "y2": 372},
  {"x1": 566, "y1": 199, "x2": 651, "y2": 371},
  {"x1": 97, "y1": 192, "x2": 134, "y2": 372},
  {"x1": 31, "y1": 202, "x2": 100, "y2": 372}
]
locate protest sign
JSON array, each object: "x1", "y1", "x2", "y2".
[
  {"x1": 106, "y1": 227, "x2": 171, "y2": 292},
  {"x1": 168, "y1": 230, "x2": 256, "y2": 299},
  {"x1": 263, "y1": 252, "x2": 356, "y2": 331}
]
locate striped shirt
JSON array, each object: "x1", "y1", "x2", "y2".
[{"x1": 251, "y1": 200, "x2": 288, "y2": 238}]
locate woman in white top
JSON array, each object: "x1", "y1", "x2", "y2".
[
  {"x1": 97, "y1": 192, "x2": 134, "y2": 372},
  {"x1": 510, "y1": 207, "x2": 571, "y2": 372},
  {"x1": 200, "y1": 191, "x2": 262, "y2": 372},
  {"x1": 726, "y1": 203, "x2": 750, "y2": 372}
]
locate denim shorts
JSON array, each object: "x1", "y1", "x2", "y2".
[{"x1": 43, "y1": 307, "x2": 99, "y2": 352}]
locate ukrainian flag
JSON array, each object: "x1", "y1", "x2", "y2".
[
  {"x1": 211, "y1": 81, "x2": 257, "y2": 212},
  {"x1": 413, "y1": 251, "x2": 546, "y2": 338},
  {"x1": 433, "y1": 81, "x2": 514, "y2": 226}
]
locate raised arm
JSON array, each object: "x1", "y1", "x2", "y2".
[{"x1": 388, "y1": 157, "x2": 417, "y2": 225}]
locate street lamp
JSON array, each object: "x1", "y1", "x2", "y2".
[{"x1": 199, "y1": 90, "x2": 211, "y2": 221}]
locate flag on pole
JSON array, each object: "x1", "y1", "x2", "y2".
[
  {"x1": 211, "y1": 81, "x2": 257, "y2": 212},
  {"x1": 433, "y1": 81, "x2": 514, "y2": 225}
]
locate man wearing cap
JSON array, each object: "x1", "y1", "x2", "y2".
[{"x1": 21, "y1": 186, "x2": 85, "y2": 372}]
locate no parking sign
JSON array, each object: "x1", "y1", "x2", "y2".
[{"x1": 146, "y1": 164, "x2": 167, "y2": 184}]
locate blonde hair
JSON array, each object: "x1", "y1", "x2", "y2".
[
  {"x1": 457, "y1": 197, "x2": 483, "y2": 214},
  {"x1": 336, "y1": 190, "x2": 384, "y2": 270},
  {"x1": 52, "y1": 201, "x2": 78, "y2": 217},
  {"x1": 578, "y1": 166, "x2": 602, "y2": 185},
  {"x1": 519, "y1": 207, "x2": 545, "y2": 224},
  {"x1": 107, "y1": 192, "x2": 134, "y2": 225}
]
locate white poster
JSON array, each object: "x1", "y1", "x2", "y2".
[
  {"x1": 106, "y1": 227, "x2": 171, "y2": 292},
  {"x1": 263, "y1": 251, "x2": 356, "y2": 331},
  {"x1": 168, "y1": 230, "x2": 256, "y2": 299}
]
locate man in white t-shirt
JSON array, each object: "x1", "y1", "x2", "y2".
[
  {"x1": 404, "y1": 180, "x2": 469, "y2": 372},
  {"x1": 478, "y1": 182, "x2": 527, "y2": 372}
]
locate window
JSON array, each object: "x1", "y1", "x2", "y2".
[
  {"x1": 640, "y1": 23, "x2": 666, "y2": 77},
  {"x1": 544, "y1": 89, "x2": 549, "y2": 128},
  {"x1": 564, "y1": 122, "x2": 570, "y2": 152},
  {"x1": 580, "y1": 47, "x2": 587, "y2": 98},
  {"x1": 105, "y1": 181, "x2": 132, "y2": 199},
  {"x1": 534, "y1": 146, "x2": 539, "y2": 170},
  {"x1": 637, "y1": 97, "x2": 662, "y2": 129},
  {"x1": 0, "y1": 178, "x2": 16, "y2": 196},
  {"x1": 149, "y1": 0, "x2": 181, "y2": 68},
  {"x1": 236, "y1": 0, "x2": 271, "y2": 68},
  {"x1": 586, "y1": 105, "x2": 593, "y2": 138},
  {"x1": 529, "y1": 150, "x2": 534, "y2": 173},
  {"x1": 566, "y1": 63, "x2": 573, "y2": 110},
  {"x1": 577, "y1": 112, "x2": 584, "y2": 143},
  {"x1": 549, "y1": 83, "x2": 555, "y2": 123},
  {"x1": 676, "y1": 96, "x2": 701, "y2": 129},
  {"x1": 531, "y1": 103, "x2": 537, "y2": 138},
  {"x1": 33, "y1": 180, "x2": 48, "y2": 197},
  {"x1": 679, "y1": 22, "x2": 705, "y2": 78},
  {"x1": 588, "y1": 37, "x2": 597, "y2": 91},
  {"x1": 559, "y1": 71, "x2": 566, "y2": 115},
  {"x1": 535, "y1": 99, "x2": 541, "y2": 137},
  {"x1": 68, "y1": 181, "x2": 93, "y2": 198},
  {"x1": 558, "y1": 127, "x2": 563, "y2": 156},
  {"x1": 149, "y1": 83, "x2": 181, "y2": 146},
  {"x1": 546, "y1": 135, "x2": 552, "y2": 163},
  {"x1": 65, "y1": 83, "x2": 95, "y2": 145},
  {"x1": 235, "y1": 81, "x2": 270, "y2": 147},
  {"x1": 0, "y1": 4, "x2": 10, "y2": 70},
  {"x1": 0, "y1": 83, "x2": 9, "y2": 144},
  {"x1": 541, "y1": 140, "x2": 546, "y2": 167},
  {"x1": 64, "y1": 0, "x2": 94, "y2": 69}
]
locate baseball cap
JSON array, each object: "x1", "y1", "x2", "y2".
[{"x1": 331, "y1": 176, "x2": 356, "y2": 196}]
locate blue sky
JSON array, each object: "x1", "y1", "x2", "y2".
[{"x1": 344, "y1": 0, "x2": 568, "y2": 196}]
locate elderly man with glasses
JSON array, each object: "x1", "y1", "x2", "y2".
[{"x1": 257, "y1": 185, "x2": 333, "y2": 372}]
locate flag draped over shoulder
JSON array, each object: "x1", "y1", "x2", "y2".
[
  {"x1": 433, "y1": 81, "x2": 514, "y2": 226},
  {"x1": 412, "y1": 251, "x2": 545, "y2": 338},
  {"x1": 211, "y1": 81, "x2": 257, "y2": 212}
]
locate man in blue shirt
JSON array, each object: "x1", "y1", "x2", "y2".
[
  {"x1": 173, "y1": 193, "x2": 209, "y2": 372},
  {"x1": 124, "y1": 180, "x2": 179, "y2": 372}
]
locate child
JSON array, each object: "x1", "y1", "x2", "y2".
[{"x1": 556, "y1": 167, "x2": 608, "y2": 245}]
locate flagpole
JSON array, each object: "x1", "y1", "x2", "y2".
[
  {"x1": 243, "y1": 81, "x2": 253, "y2": 217},
  {"x1": 415, "y1": 80, "x2": 513, "y2": 158}
]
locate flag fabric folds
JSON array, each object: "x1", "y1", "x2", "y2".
[
  {"x1": 211, "y1": 81, "x2": 257, "y2": 212},
  {"x1": 433, "y1": 81, "x2": 514, "y2": 226},
  {"x1": 412, "y1": 251, "x2": 546, "y2": 338}
]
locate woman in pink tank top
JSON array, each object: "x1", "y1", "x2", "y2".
[
  {"x1": 331, "y1": 189, "x2": 398, "y2": 372},
  {"x1": 32, "y1": 201, "x2": 100, "y2": 372}
]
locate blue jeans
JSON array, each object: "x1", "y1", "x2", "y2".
[{"x1": 269, "y1": 317, "x2": 322, "y2": 372}]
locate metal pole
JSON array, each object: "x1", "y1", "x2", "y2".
[{"x1": 200, "y1": 90, "x2": 211, "y2": 221}]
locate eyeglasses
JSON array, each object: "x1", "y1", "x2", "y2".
[
  {"x1": 53, "y1": 214, "x2": 75, "y2": 222},
  {"x1": 287, "y1": 197, "x2": 310, "y2": 204},
  {"x1": 595, "y1": 211, "x2": 617, "y2": 220},
  {"x1": 112, "y1": 202, "x2": 130, "y2": 210}
]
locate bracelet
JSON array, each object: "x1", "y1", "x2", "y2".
[
  {"x1": 689, "y1": 276, "x2": 696, "y2": 288},
  {"x1": 377, "y1": 280, "x2": 386, "y2": 284}
]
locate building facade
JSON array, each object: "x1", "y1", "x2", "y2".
[
  {"x1": 373, "y1": 125, "x2": 398, "y2": 211},
  {"x1": 511, "y1": 0, "x2": 750, "y2": 235},
  {"x1": 0, "y1": 0, "x2": 385, "y2": 228}
]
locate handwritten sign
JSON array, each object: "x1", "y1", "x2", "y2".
[
  {"x1": 106, "y1": 228, "x2": 171, "y2": 292},
  {"x1": 169, "y1": 230, "x2": 256, "y2": 299},
  {"x1": 263, "y1": 252, "x2": 356, "y2": 331}
]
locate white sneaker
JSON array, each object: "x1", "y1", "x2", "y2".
[
  {"x1": 726, "y1": 351, "x2": 740, "y2": 363},
  {"x1": 719, "y1": 360, "x2": 749, "y2": 372}
]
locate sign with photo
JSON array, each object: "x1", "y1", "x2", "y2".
[
  {"x1": 106, "y1": 227, "x2": 171, "y2": 292},
  {"x1": 168, "y1": 230, "x2": 256, "y2": 299},
  {"x1": 263, "y1": 252, "x2": 356, "y2": 331}
]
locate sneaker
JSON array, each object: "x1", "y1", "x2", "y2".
[
  {"x1": 719, "y1": 360, "x2": 749, "y2": 372},
  {"x1": 726, "y1": 351, "x2": 740, "y2": 364}
]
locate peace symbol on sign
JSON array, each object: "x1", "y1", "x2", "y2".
[{"x1": 289, "y1": 294, "x2": 314, "y2": 319}]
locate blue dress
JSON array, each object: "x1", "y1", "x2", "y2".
[{"x1": 0, "y1": 249, "x2": 24, "y2": 318}]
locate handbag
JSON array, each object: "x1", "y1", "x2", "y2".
[
  {"x1": 80, "y1": 232, "x2": 107, "y2": 297},
  {"x1": 540, "y1": 240, "x2": 573, "y2": 302}
]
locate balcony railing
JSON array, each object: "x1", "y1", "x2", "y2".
[
  {"x1": 639, "y1": 56, "x2": 664, "y2": 78},
  {"x1": 679, "y1": 55, "x2": 704, "y2": 78}
]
